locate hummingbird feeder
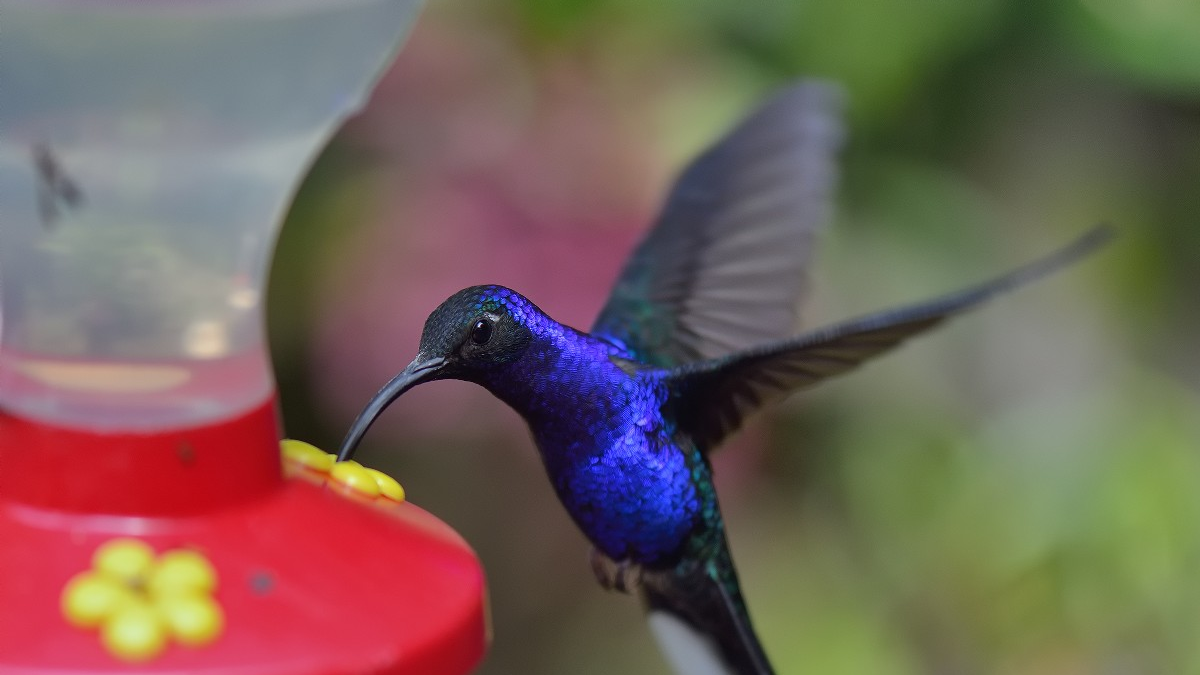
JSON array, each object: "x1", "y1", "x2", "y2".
[{"x1": 0, "y1": 1, "x2": 488, "y2": 672}]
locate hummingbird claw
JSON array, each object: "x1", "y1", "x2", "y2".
[{"x1": 590, "y1": 548, "x2": 643, "y2": 594}]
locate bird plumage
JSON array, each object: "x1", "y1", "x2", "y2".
[
  {"x1": 593, "y1": 83, "x2": 843, "y2": 368},
  {"x1": 337, "y1": 81, "x2": 1111, "y2": 675}
]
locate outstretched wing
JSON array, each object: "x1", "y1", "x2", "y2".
[
  {"x1": 592, "y1": 82, "x2": 844, "y2": 367},
  {"x1": 669, "y1": 226, "x2": 1114, "y2": 451}
]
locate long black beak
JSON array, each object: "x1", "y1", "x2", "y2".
[{"x1": 337, "y1": 356, "x2": 447, "y2": 462}]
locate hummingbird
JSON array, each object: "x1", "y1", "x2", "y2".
[{"x1": 337, "y1": 82, "x2": 1111, "y2": 675}]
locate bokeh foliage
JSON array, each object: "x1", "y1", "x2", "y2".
[{"x1": 270, "y1": 0, "x2": 1200, "y2": 672}]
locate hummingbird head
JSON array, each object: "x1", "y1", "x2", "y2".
[{"x1": 337, "y1": 285, "x2": 537, "y2": 461}]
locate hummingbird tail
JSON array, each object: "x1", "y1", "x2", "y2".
[{"x1": 640, "y1": 546, "x2": 775, "y2": 675}]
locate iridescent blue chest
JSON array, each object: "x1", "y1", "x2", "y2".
[
  {"x1": 478, "y1": 303, "x2": 707, "y2": 565},
  {"x1": 532, "y1": 376, "x2": 705, "y2": 564}
]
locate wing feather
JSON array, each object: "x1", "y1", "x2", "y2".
[
  {"x1": 592, "y1": 82, "x2": 845, "y2": 366},
  {"x1": 670, "y1": 227, "x2": 1114, "y2": 450}
]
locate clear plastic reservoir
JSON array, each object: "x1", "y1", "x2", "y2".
[{"x1": 0, "y1": 0, "x2": 421, "y2": 430}]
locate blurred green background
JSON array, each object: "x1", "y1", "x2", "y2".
[{"x1": 269, "y1": 0, "x2": 1200, "y2": 673}]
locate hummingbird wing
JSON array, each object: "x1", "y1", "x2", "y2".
[
  {"x1": 591, "y1": 82, "x2": 844, "y2": 368},
  {"x1": 642, "y1": 536, "x2": 774, "y2": 675},
  {"x1": 668, "y1": 226, "x2": 1113, "y2": 450}
]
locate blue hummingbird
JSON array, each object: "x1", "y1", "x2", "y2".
[{"x1": 336, "y1": 83, "x2": 1111, "y2": 675}]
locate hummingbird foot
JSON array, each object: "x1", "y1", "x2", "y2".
[{"x1": 589, "y1": 548, "x2": 643, "y2": 594}]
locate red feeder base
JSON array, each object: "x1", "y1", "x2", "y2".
[{"x1": 0, "y1": 400, "x2": 489, "y2": 674}]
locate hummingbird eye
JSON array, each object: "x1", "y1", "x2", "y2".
[{"x1": 470, "y1": 318, "x2": 493, "y2": 345}]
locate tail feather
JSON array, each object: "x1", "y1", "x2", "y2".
[{"x1": 641, "y1": 543, "x2": 774, "y2": 675}]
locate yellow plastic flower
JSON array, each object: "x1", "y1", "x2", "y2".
[
  {"x1": 147, "y1": 549, "x2": 218, "y2": 597},
  {"x1": 61, "y1": 539, "x2": 224, "y2": 661},
  {"x1": 329, "y1": 460, "x2": 383, "y2": 497},
  {"x1": 280, "y1": 438, "x2": 335, "y2": 473},
  {"x1": 366, "y1": 467, "x2": 405, "y2": 502},
  {"x1": 280, "y1": 439, "x2": 405, "y2": 503}
]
